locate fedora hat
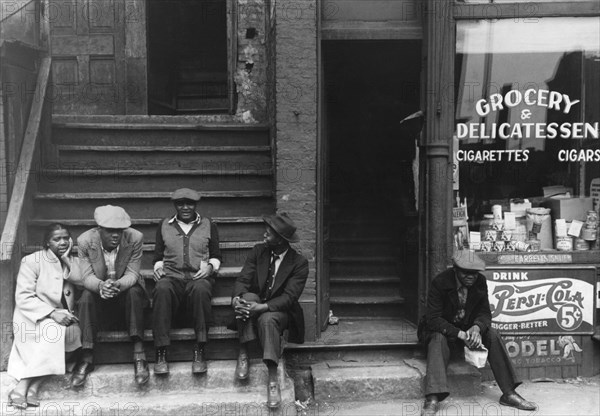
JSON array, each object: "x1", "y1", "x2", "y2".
[
  {"x1": 263, "y1": 212, "x2": 300, "y2": 243},
  {"x1": 452, "y1": 250, "x2": 486, "y2": 271}
]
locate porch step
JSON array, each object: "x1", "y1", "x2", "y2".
[
  {"x1": 311, "y1": 359, "x2": 481, "y2": 402},
  {"x1": 52, "y1": 121, "x2": 269, "y2": 147},
  {"x1": 33, "y1": 191, "x2": 273, "y2": 218},
  {"x1": 55, "y1": 144, "x2": 271, "y2": 170},
  {"x1": 24, "y1": 242, "x2": 258, "y2": 269},
  {"x1": 0, "y1": 360, "x2": 295, "y2": 415},
  {"x1": 28, "y1": 217, "x2": 265, "y2": 243}
]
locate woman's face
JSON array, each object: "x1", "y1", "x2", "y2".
[{"x1": 47, "y1": 229, "x2": 70, "y2": 257}]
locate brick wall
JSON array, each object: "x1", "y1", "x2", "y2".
[{"x1": 274, "y1": 0, "x2": 318, "y2": 340}]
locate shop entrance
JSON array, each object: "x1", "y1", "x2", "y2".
[
  {"x1": 321, "y1": 40, "x2": 422, "y2": 324},
  {"x1": 147, "y1": 0, "x2": 230, "y2": 114}
]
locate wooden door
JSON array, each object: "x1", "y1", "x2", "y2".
[{"x1": 49, "y1": 0, "x2": 126, "y2": 114}]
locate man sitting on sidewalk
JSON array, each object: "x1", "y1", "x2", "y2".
[{"x1": 418, "y1": 250, "x2": 537, "y2": 416}]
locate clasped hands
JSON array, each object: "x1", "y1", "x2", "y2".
[
  {"x1": 458, "y1": 325, "x2": 483, "y2": 350},
  {"x1": 99, "y1": 279, "x2": 121, "y2": 299},
  {"x1": 233, "y1": 297, "x2": 268, "y2": 322}
]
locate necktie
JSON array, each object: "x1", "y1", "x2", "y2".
[
  {"x1": 263, "y1": 253, "x2": 279, "y2": 301},
  {"x1": 455, "y1": 286, "x2": 468, "y2": 323}
]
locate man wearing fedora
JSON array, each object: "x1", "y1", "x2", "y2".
[
  {"x1": 231, "y1": 212, "x2": 309, "y2": 408},
  {"x1": 152, "y1": 188, "x2": 222, "y2": 375},
  {"x1": 418, "y1": 250, "x2": 537, "y2": 416},
  {"x1": 75, "y1": 205, "x2": 148, "y2": 387}
]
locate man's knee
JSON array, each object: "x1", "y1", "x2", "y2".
[
  {"x1": 189, "y1": 279, "x2": 212, "y2": 300},
  {"x1": 241, "y1": 293, "x2": 261, "y2": 303},
  {"x1": 126, "y1": 284, "x2": 145, "y2": 299},
  {"x1": 154, "y1": 279, "x2": 173, "y2": 297},
  {"x1": 428, "y1": 332, "x2": 449, "y2": 346}
]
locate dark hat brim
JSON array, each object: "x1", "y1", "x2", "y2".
[{"x1": 263, "y1": 216, "x2": 300, "y2": 243}]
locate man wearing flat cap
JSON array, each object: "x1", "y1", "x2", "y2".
[
  {"x1": 152, "y1": 188, "x2": 222, "y2": 375},
  {"x1": 75, "y1": 205, "x2": 148, "y2": 387},
  {"x1": 418, "y1": 250, "x2": 536, "y2": 416},
  {"x1": 231, "y1": 212, "x2": 309, "y2": 408}
]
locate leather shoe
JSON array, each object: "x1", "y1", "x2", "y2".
[
  {"x1": 422, "y1": 394, "x2": 439, "y2": 416},
  {"x1": 267, "y1": 381, "x2": 281, "y2": 409},
  {"x1": 154, "y1": 348, "x2": 169, "y2": 375},
  {"x1": 500, "y1": 391, "x2": 537, "y2": 411},
  {"x1": 235, "y1": 353, "x2": 249, "y2": 380},
  {"x1": 134, "y1": 359, "x2": 149, "y2": 385},
  {"x1": 71, "y1": 361, "x2": 94, "y2": 388},
  {"x1": 192, "y1": 346, "x2": 207, "y2": 374}
]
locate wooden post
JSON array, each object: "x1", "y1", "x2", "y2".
[{"x1": 420, "y1": 0, "x2": 455, "y2": 313}]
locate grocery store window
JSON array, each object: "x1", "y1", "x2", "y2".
[{"x1": 454, "y1": 17, "x2": 599, "y2": 224}]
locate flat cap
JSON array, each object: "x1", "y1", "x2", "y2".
[
  {"x1": 452, "y1": 250, "x2": 486, "y2": 271},
  {"x1": 171, "y1": 188, "x2": 201, "y2": 202},
  {"x1": 94, "y1": 205, "x2": 131, "y2": 229}
]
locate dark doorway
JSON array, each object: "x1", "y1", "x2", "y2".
[
  {"x1": 147, "y1": 0, "x2": 230, "y2": 114},
  {"x1": 322, "y1": 40, "x2": 422, "y2": 323}
]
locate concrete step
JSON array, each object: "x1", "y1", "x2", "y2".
[
  {"x1": 37, "y1": 169, "x2": 273, "y2": 193},
  {"x1": 311, "y1": 359, "x2": 481, "y2": 402},
  {"x1": 33, "y1": 191, "x2": 274, "y2": 219},
  {"x1": 1, "y1": 360, "x2": 295, "y2": 415},
  {"x1": 329, "y1": 276, "x2": 403, "y2": 297},
  {"x1": 52, "y1": 121, "x2": 269, "y2": 147},
  {"x1": 28, "y1": 217, "x2": 265, "y2": 244},
  {"x1": 55, "y1": 144, "x2": 271, "y2": 170}
]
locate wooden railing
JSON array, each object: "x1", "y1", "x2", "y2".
[{"x1": 0, "y1": 0, "x2": 52, "y2": 367}]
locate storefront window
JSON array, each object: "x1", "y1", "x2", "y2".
[{"x1": 454, "y1": 17, "x2": 599, "y2": 252}]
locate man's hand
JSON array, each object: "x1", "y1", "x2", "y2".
[
  {"x1": 458, "y1": 330, "x2": 468, "y2": 342},
  {"x1": 193, "y1": 262, "x2": 213, "y2": 280},
  {"x1": 234, "y1": 299, "x2": 268, "y2": 321},
  {"x1": 99, "y1": 280, "x2": 120, "y2": 299},
  {"x1": 50, "y1": 309, "x2": 78, "y2": 326},
  {"x1": 154, "y1": 267, "x2": 166, "y2": 282},
  {"x1": 465, "y1": 325, "x2": 483, "y2": 349}
]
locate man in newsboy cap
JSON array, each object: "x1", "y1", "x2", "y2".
[
  {"x1": 418, "y1": 250, "x2": 536, "y2": 415},
  {"x1": 74, "y1": 205, "x2": 148, "y2": 387},
  {"x1": 231, "y1": 212, "x2": 308, "y2": 409},
  {"x1": 152, "y1": 188, "x2": 222, "y2": 375}
]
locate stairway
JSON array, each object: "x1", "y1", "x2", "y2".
[
  {"x1": 27, "y1": 116, "x2": 275, "y2": 362},
  {"x1": 327, "y1": 203, "x2": 412, "y2": 320}
]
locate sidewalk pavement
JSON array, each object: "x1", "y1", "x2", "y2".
[{"x1": 305, "y1": 376, "x2": 600, "y2": 416}]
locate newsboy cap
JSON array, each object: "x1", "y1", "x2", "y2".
[
  {"x1": 94, "y1": 205, "x2": 131, "y2": 229},
  {"x1": 263, "y1": 212, "x2": 300, "y2": 243},
  {"x1": 171, "y1": 188, "x2": 201, "y2": 202},
  {"x1": 452, "y1": 250, "x2": 486, "y2": 271}
]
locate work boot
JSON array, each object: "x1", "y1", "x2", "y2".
[
  {"x1": 192, "y1": 345, "x2": 207, "y2": 374},
  {"x1": 154, "y1": 347, "x2": 169, "y2": 375}
]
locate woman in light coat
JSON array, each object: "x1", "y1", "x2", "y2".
[{"x1": 7, "y1": 224, "x2": 81, "y2": 409}]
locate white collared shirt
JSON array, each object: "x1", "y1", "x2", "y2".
[
  {"x1": 271, "y1": 248, "x2": 288, "y2": 277},
  {"x1": 102, "y1": 244, "x2": 119, "y2": 279}
]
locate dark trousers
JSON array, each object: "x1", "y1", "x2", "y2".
[
  {"x1": 152, "y1": 276, "x2": 214, "y2": 347},
  {"x1": 78, "y1": 284, "x2": 147, "y2": 350},
  {"x1": 423, "y1": 328, "x2": 521, "y2": 400},
  {"x1": 236, "y1": 293, "x2": 289, "y2": 364}
]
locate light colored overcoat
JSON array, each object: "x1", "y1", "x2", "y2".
[{"x1": 7, "y1": 250, "x2": 81, "y2": 380}]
